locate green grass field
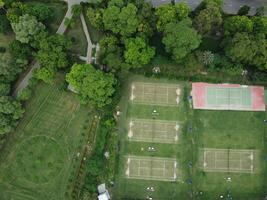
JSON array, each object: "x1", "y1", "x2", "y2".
[
  {"x1": 0, "y1": 75, "x2": 96, "y2": 200},
  {"x1": 193, "y1": 110, "x2": 267, "y2": 200},
  {"x1": 114, "y1": 74, "x2": 267, "y2": 200},
  {"x1": 114, "y1": 75, "x2": 193, "y2": 199}
]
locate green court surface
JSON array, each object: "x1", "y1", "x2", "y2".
[
  {"x1": 131, "y1": 82, "x2": 181, "y2": 106},
  {"x1": 125, "y1": 156, "x2": 179, "y2": 181},
  {"x1": 0, "y1": 75, "x2": 96, "y2": 200},
  {"x1": 200, "y1": 148, "x2": 259, "y2": 173},
  {"x1": 128, "y1": 119, "x2": 180, "y2": 144},
  {"x1": 206, "y1": 87, "x2": 252, "y2": 109}
]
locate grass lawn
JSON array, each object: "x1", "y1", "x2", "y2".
[
  {"x1": 193, "y1": 109, "x2": 267, "y2": 199},
  {"x1": 0, "y1": 74, "x2": 97, "y2": 200},
  {"x1": 114, "y1": 75, "x2": 194, "y2": 199},
  {"x1": 24, "y1": 1, "x2": 67, "y2": 33},
  {"x1": 66, "y1": 18, "x2": 87, "y2": 56},
  {"x1": 113, "y1": 73, "x2": 267, "y2": 199}
]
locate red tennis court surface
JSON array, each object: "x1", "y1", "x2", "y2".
[{"x1": 191, "y1": 83, "x2": 265, "y2": 111}]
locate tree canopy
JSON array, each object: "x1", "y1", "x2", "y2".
[
  {"x1": 103, "y1": 3, "x2": 139, "y2": 36},
  {"x1": 194, "y1": 1, "x2": 222, "y2": 35},
  {"x1": 124, "y1": 37, "x2": 155, "y2": 67},
  {"x1": 66, "y1": 64, "x2": 117, "y2": 107},
  {"x1": 224, "y1": 32, "x2": 267, "y2": 70},
  {"x1": 162, "y1": 19, "x2": 201, "y2": 62},
  {"x1": 11, "y1": 14, "x2": 45, "y2": 43},
  {"x1": 0, "y1": 96, "x2": 24, "y2": 135},
  {"x1": 155, "y1": 3, "x2": 190, "y2": 31}
]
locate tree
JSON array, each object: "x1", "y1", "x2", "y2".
[
  {"x1": 155, "y1": 3, "x2": 190, "y2": 31},
  {"x1": 0, "y1": 83, "x2": 10, "y2": 95},
  {"x1": 26, "y1": 3, "x2": 53, "y2": 22},
  {"x1": 0, "y1": 55, "x2": 16, "y2": 82},
  {"x1": 162, "y1": 19, "x2": 201, "y2": 62},
  {"x1": 6, "y1": 2, "x2": 28, "y2": 23},
  {"x1": 0, "y1": 14, "x2": 10, "y2": 33},
  {"x1": 17, "y1": 87, "x2": 32, "y2": 101},
  {"x1": 237, "y1": 5, "x2": 250, "y2": 15},
  {"x1": 255, "y1": 6, "x2": 267, "y2": 16},
  {"x1": 103, "y1": 53, "x2": 123, "y2": 71},
  {"x1": 194, "y1": 2, "x2": 222, "y2": 35},
  {"x1": 11, "y1": 14, "x2": 45, "y2": 43},
  {"x1": 252, "y1": 17, "x2": 267, "y2": 35},
  {"x1": 223, "y1": 16, "x2": 253, "y2": 36},
  {"x1": 224, "y1": 32, "x2": 267, "y2": 70},
  {"x1": 9, "y1": 40, "x2": 32, "y2": 60},
  {"x1": 0, "y1": 96, "x2": 24, "y2": 135},
  {"x1": 124, "y1": 37, "x2": 155, "y2": 67},
  {"x1": 66, "y1": 64, "x2": 117, "y2": 107},
  {"x1": 34, "y1": 67, "x2": 55, "y2": 84},
  {"x1": 87, "y1": 7, "x2": 104, "y2": 29},
  {"x1": 99, "y1": 35, "x2": 119, "y2": 55},
  {"x1": 103, "y1": 3, "x2": 139, "y2": 36},
  {"x1": 201, "y1": 51, "x2": 214, "y2": 66},
  {"x1": 36, "y1": 34, "x2": 72, "y2": 70},
  {"x1": 202, "y1": 0, "x2": 223, "y2": 7},
  {"x1": 0, "y1": 0, "x2": 4, "y2": 9}
]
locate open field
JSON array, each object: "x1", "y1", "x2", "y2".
[
  {"x1": 114, "y1": 75, "x2": 193, "y2": 199},
  {"x1": 114, "y1": 74, "x2": 267, "y2": 200},
  {"x1": 193, "y1": 109, "x2": 267, "y2": 200},
  {"x1": 0, "y1": 75, "x2": 96, "y2": 200}
]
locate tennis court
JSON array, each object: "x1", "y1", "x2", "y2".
[
  {"x1": 125, "y1": 156, "x2": 178, "y2": 181},
  {"x1": 128, "y1": 119, "x2": 180, "y2": 143},
  {"x1": 192, "y1": 83, "x2": 265, "y2": 111},
  {"x1": 130, "y1": 82, "x2": 181, "y2": 106},
  {"x1": 200, "y1": 148, "x2": 257, "y2": 173}
]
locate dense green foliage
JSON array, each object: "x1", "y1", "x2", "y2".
[
  {"x1": 0, "y1": 96, "x2": 24, "y2": 134},
  {"x1": 124, "y1": 37, "x2": 155, "y2": 67},
  {"x1": 155, "y1": 3, "x2": 190, "y2": 31},
  {"x1": 11, "y1": 14, "x2": 45, "y2": 43},
  {"x1": 162, "y1": 19, "x2": 201, "y2": 62},
  {"x1": 194, "y1": 1, "x2": 222, "y2": 35},
  {"x1": 66, "y1": 64, "x2": 117, "y2": 107}
]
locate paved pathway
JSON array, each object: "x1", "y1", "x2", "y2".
[
  {"x1": 80, "y1": 12, "x2": 93, "y2": 64},
  {"x1": 146, "y1": 0, "x2": 267, "y2": 15}
]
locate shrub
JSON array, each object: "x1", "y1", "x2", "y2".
[{"x1": 17, "y1": 87, "x2": 32, "y2": 101}]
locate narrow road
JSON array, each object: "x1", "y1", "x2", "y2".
[
  {"x1": 146, "y1": 0, "x2": 267, "y2": 15},
  {"x1": 80, "y1": 12, "x2": 93, "y2": 64}
]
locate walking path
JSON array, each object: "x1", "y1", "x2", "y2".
[
  {"x1": 13, "y1": 0, "x2": 93, "y2": 96},
  {"x1": 80, "y1": 12, "x2": 93, "y2": 64}
]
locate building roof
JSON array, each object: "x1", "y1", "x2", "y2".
[
  {"x1": 97, "y1": 183, "x2": 106, "y2": 194},
  {"x1": 98, "y1": 191, "x2": 110, "y2": 200}
]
